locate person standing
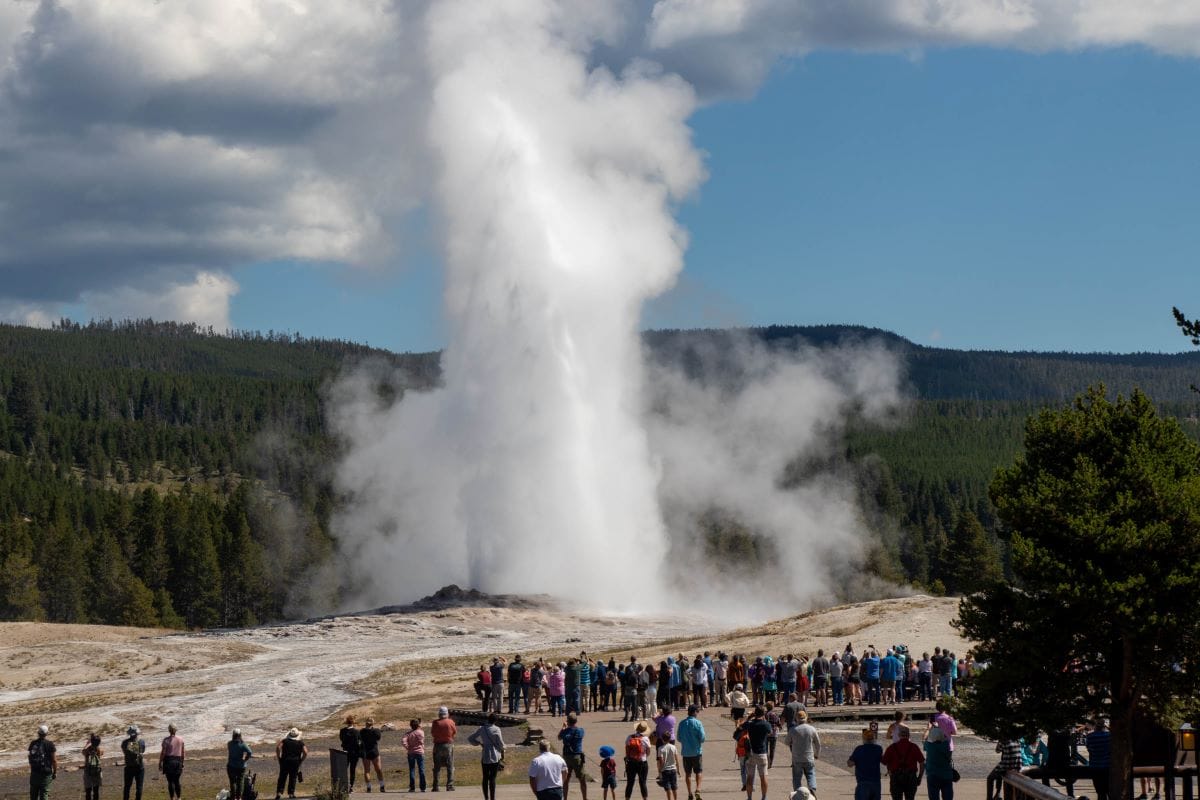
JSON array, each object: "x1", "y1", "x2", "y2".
[
  {"x1": 361, "y1": 717, "x2": 387, "y2": 793},
  {"x1": 713, "y1": 655, "x2": 729, "y2": 707},
  {"x1": 557, "y1": 713, "x2": 587, "y2": 800},
  {"x1": 491, "y1": 658, "x2": 507, "y2": 715},
  {"x1": 785, "y1": 710, "x2": 820, "y2": 796},
  {"x1": 728, "y1": 685, "x2": 750, "y2": 722},
  {"x1": 882, "y1": 726, "x2": 924, "y2": 800},
  {"x1": 922, "y1": 727, "x2": 953, "y2": 800},
  {"x1": 623, "y1": 722, "x2": 652, "y2": 800},
  {"x1": 28, "y1": 724, "x2": 58, "y2": 800},
  {"x1": 431, "y1": 707, "x2": 457, "y2": 792},
  {"x1": 549, "y1": 664, "x2": 567, "y2": 718},
  {"x1": 403, "y1": 719, "x2": 427, "y2": 793},
  {"x1": 829, "y1": 654, "x2": 845, "y2": 706},
  {"x1": 275, "y1": 727, "x2": 308, "y2": 800},
  {"x1": 340, "y1": 716, "x2": 364, "y2": 792},
  {"x1": 82, "y1": 734, "x2": 103, "y2": 800},
  {"x1": 528, "y1": 740, "x2": 568, "y2": 800},
  {"x1": 509, "y1": 656, "x2": 526, "y2": 715},
  {"x1": 599, "y1": 746, "x2": 618, "y2": 800},
  {"x1": 226, "y1": 730, "x2": 252, "y2": 800},
  {"x1": 742, "y1": 706, "x2": 773, "y2": 800},
  {"x1": 159, "y1": 724, "x2": 185, "y2": 800},
  {"x1": 566, "y1": 659, "x2": 582, "y2": 715},
  {"x1": 656, "y1": 736, "x2": 679, "y2": 800},
  {"x1": 676, "y1": 705, "x2": 705, "y2": 800},
  {"x1": 848, "y1": 727, "x2": 884, "y2": 800},
  {"x1": 468, "y1": 714, "x2": 505, "y2": 800},
  {"x1": 1086, "y1": 719, "x2": 1112, "y2": 800},
  {"x1": 931, "y1": 702, "x2": 958, "y2": 751},
  {"x1": 120, "y1": 726, "x2": 145, "y2": 800}
]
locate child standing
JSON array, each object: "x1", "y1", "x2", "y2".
[
  {"x1": 656, "y1": 736, "x2": 679, "y2": 800},
  {"x1": 402, "y1": 719, "x2": 426, "y2": 793},
  {"x1": 599, "y1": 746, "x2": 618, "y2": 800}
]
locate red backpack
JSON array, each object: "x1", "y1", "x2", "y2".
[{"x1": 625, "y1": 734, "x2": 646, "y2": 761}]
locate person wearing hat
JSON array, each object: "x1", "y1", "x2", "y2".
[
  {"x1": 883, "y1": 724, "x2": 926, "y2": 800},
  {"x1": 598, "y1": 747, "x2": 618, "y2": 800},
  {"x1": 676, "y1": 705, "x2": 705, "y2": 800},
  {"x1": 728, "y1": 685, "x2": 750, "y2": 722},
  {"x1": 785, "y1": 709, "x2": 820, "y2": 797},
  {"x1": 275, "y1": 728, "x2": 308, "y2": 800},
  {"x1": 159, "y1": 723, "x2": 186, "y2": 800},
  {"x1": 624, "y1": 722, "x2": 652, "y2": 800},
  {"x1": 28, "y1": 724, "x2": 58, "y2": 800},
  {"x1": 226, "y1": 729, "x2": 252, "y2": 800},
  {"x1": 431, "y1": 707, "x2": 458, "y2": 792},
  {"x1": 848, "y1": 727, "x2": 884, "y2": 800},
  {"x1": 121, "y1": 726, "x2": 146, "y2": 800}
]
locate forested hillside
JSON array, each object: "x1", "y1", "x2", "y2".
[{"x1": 2, "y1": 320, "x2": 1198, "y2": 626}]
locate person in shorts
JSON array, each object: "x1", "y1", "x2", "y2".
[
  {"x1": 656, "y1": 737, "x2": 679, "y2": 800},
  {"x1": 557, "y1": 713, "x2": 587, "y2": 800},
  {"x1": 676, "y1": 705, "x2": 705, "y2": 800},
  {"x1": 599, "y1": 747, "x2": 618, "y2": 800}
]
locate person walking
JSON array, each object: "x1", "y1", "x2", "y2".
[
  {"x1": 676, "y1": 706, "x2": 705, "y2": 800},
  {"x1": 468, "y1": 713, "x2": 505, "y2": 800},
  {"x1": 159, "y1": 724, "x2": 185, "y2": 800},
  {"x1": 528, "y1": 740, "x2": 568, "y2": 800},
  {"x1": 728, "y1": 685, "x2": 750, "y2": 722},
  {"x1": 28, "y1": 724, "x2": 58, "y2": 800},
  {"x1": 785, "y1": 710, "x2": 820, "y2": 796},
  {"x1": 922, "y1": 727, "x2": 953, "y2": 800},
  {"x1": 848, "y1": 727, "x2": 884, "y2": 800},
  {"x1": 341, "y1": 716, "x2": 364, "y2": 792},
  {"x1": 882, "y1": 726, "x2": 924, "y2": 800},
  {"x1": 120, "y1": 726, "x2": 145, "y2": 800},
  {"x1": 226, "y1": 730, "x2": 252, "y2": 800},
  {"x1": 431, "y1": 707, "x2": 457, "y2": 792},
  {"x1": 361, "y1": 717, "x2": 387, "y2": 793},
  {"x1": 275, "y1": 728, "x2": 308, "y2": 800},
  {"x1": 403, "y1": 720, "x2": 427, "y2": 793},
  {"x1": 557, "y1": 713, "x2": 587, "y2": 800}
]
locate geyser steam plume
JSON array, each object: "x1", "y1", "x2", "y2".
[{"x1": 332, "y1": 0, "x2": 704, "y2": 609}]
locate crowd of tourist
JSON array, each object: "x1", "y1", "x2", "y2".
[{"x1": 473, "y1": 646, "x2": 973, "y2": 719}]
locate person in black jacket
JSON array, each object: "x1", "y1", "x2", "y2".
[
  {"x1": 274, "y1": 729, "x2": 308, "y2": 800},
  {"x1": 340, "y1": 716, "x2": 363, "y2": 792}
]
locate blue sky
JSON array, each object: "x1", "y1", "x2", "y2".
[{"x1": 231, "y1": 47, "x2": 1198, "y2": 354}]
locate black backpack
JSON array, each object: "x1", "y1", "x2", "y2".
[
  {"x1": 243, "y1": 772, "x2": 259, "y2": 800},
  {"x1": 28, "y1": 740, "x2": 50, "y2": 774}
]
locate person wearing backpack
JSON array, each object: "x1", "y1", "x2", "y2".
[
  {"x1": 340, "y1": 716, "x2": 364, "y2": 792},
  {"x1": 121, "y1": 726, "x2": 146, "y2": 800},
  {"x1": 28, "y1": 724, "x2": 58, "y2": 800},
  {"x1": 467, "y1": 713, "x2": 505, "y2": 800},
  {"x1": 82, "y1": 734, "x2": 104, "y2": 800},
  {"x1": 623, "y1": 722, "x2": 652, "y2": 800},
  {"x1": 227, "y1": 729, "x2": 252, "y2": 800}
]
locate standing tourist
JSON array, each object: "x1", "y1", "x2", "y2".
[
  {"x1": 82, "y1": 734, "x2": 103, "y2": 800},
  {"x1": 341, "y1": 716, "x2": 364, "y2": 792},
  {"x1": 226, "y1": 730, "x2": 252, "y2": 800},
  {"x1": 28, "y1": 724, "x2": 58, "y2": 800},
  {"x1": 623, "y1": 722, "x2": 652, "y2": 800},
  {"x1": 656, "y1": 736, "x2": 679, "y2": 800},
  {"x1": 528, "y1": 740, "x2": 568, "y2": 800},
  {"x1": 785, "y1": 710, "x2": 820, "y2": 797},
  {"x1": 922, "y1": 728, "x2": 953, "y2": 800},
  {"x1": 159, "y1": 724, "x2": 185, "y2": 800},
  {"x1": 275, "y1": 727, "x2": 308, "y2": 800},
  {"x1": 361, "y1": 717, "x2": 387, "y2": 793},
  {"x1": 468, "y1": 714, "x2": 505, "y2": 800},
  {"x1": 882, "y1": 727, "x2": 924, "y2": 800},
  {"x1": 121, "y1": 726, "x2": 145, "y2": 800},
  {"x1": 431, "y1": 707, "x2": 457, "y2": 792},
  {"x1": 402, "y1": 720, "x2": 427, "y2": 793},
  {"x1": 742, "y1": 706, "x2": 773, "y2": 800},
  {"x1": 557, "y1": 713, "x2": 587, "y2": 800},
  {"x1": 848, "y1": 727, "x2": 884, "y2": 800},
  {"x1": 676, "y1": 706, "x2": 705, "y2": 800}
]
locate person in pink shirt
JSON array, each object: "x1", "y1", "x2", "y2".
[
  {"x1": 159, "y1": 724, "x2": 186, "y2": 800},
  {"x1": 931, "y1": 701, "x2": 958, "y2": 751},
  {"x1": 403, "y1": 720, "x2": 427, "y2": 793},
  {"x1": 548, "y1": 665, "x2": 567, "y2": 717}
]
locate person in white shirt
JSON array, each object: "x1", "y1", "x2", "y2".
[
  {"x1": 529, "y1": 740, "x2": 568, "y2": 800},
  {"x1": 656, "y1": 737, "x2": 679, "y2": 800}
]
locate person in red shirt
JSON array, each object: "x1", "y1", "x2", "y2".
[
  {"x1": 431, "y1": 708, "x2": 458, "y2": 792},
  {"x1": 881, "y1": 727, "x2": 925, "y2": 800}
]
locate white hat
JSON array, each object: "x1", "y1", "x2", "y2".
[
  {"x1": 438, "y1": 707, "x2": 449, "y2": 718},
  {"x1": 287, "y1": 728, "x2": 302, "y2": 739},
  {"x1": 37, "y1": 724, "x2": 49, "y2": 736}
]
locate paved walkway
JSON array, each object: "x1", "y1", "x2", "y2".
[{"x1": 487, "y1": 706, "x2": 987, "y2": 800}]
